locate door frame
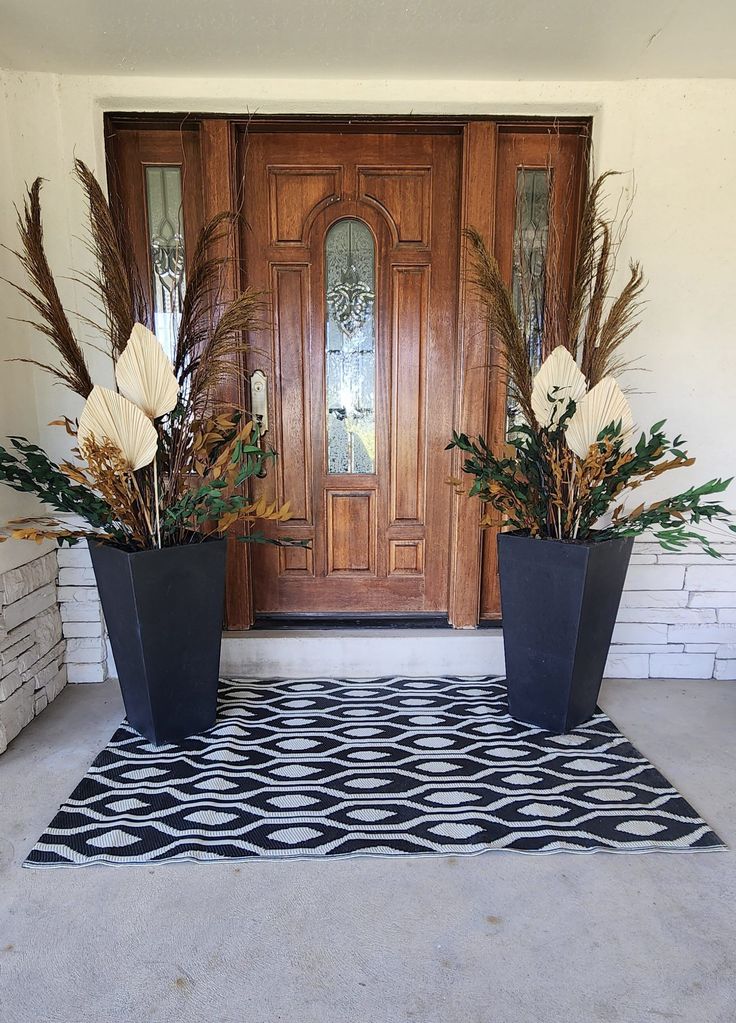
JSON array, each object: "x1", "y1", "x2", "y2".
[{"x1": 104, "y1": 113, "x2": 590, "y2": 630}]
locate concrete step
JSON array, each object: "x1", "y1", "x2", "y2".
[{"x1": 220, "y1": 628, "x2": 506, "y2": 678}]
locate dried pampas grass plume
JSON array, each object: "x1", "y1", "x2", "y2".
[
  {"x1": 116, "y1": 323, "x2": 179, "y2": 420},
  {"x1": 78, "y1": 386, "x2": 158, "y2": 471},
  {"x1": 565, "y1": 377, "x2": 634, "y2": 460},
  {"x1": 531, "y1": 346, "x2": 587, "y2": 428}
]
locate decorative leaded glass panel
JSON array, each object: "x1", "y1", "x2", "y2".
[
  {"x1": 513, "y1": 168, "x2": 549, "y2": 372},
  {"x1": 325, "y1": 219, "x2": 376, "y2": 474},
  {"x1": 144, "y1": 166, "x2": 185, "y2": 362},
  {"x1": 507, "y1": 167, "x2": 550, "y2": 429}
]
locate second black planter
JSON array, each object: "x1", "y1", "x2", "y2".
[
  {"x1": 498, "y1": 531, "x2": 634, "y2": 733},
  {"x1": 89, "y1": 537, "x2": 227, "y2": 744}
]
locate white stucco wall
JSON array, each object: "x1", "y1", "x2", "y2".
[
  {"x1": 0, "y1": 71, "x2": 734, "y2": 677},
  {"x1": 0, "y1": 76, "x2": 55, "y2": 573}
]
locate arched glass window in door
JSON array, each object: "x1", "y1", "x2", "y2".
[{"x1": 325, "y1": 218, "x2": 376, "y2": 474}]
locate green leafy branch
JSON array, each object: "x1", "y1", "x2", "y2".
[
  {"x1": 0, "y1": 437, "x2": 127, "y2": 543},
  {"x1": 448, "y1": 423, "x2": 735, "y2": 556}
]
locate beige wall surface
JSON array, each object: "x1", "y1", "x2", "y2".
[{"x1": 0, "y1": 73, "x2": 735, "y2": 572}]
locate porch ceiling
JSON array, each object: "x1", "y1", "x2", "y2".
[{"x1": 0, "y1": 0, "x2": 734, "y2": 81}]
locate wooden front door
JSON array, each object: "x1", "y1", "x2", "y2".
[
  {"x1": 105, "y1": 115, "x2": 589, "y2": 627},
  {"x1": 239, "y1": 128, "x2": 462, "y2": 614}
]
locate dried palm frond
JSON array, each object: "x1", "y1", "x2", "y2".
[
  {"x1": 116, "y1": 323, "x2": 179, "y2": 419},
  {"x1": 568, "y1": 171, "x2": 644, "y2": 386},
  {"x1": 531, "y1": 345, "x2": 587, "y2": 429},
  {"x1": 568, "y1": 171, "x2": 610, "y2": 353},
  {"x1": 565, "y1": 377, "x2": 634, "y2": 460},
  {"x1": 587, "y1": 261, "x2": 646, "y2": 385},
  {"x1": 166, "y1": 211, "x2": 266, "y2": 494},
  {"x1": 173, "y1": 211, "x2": 236, "y2": 382},
  {"x1": 74, "y1": 159, "x2": 146, "y2": 361},
  {"x1": 78, "y1": 386, "x2": 158, "y2": 471},
  {"x1": 186, "y1": 288, "x2": 266, "y2": 416},
  {"x1": 465, "y1": 226, "x2": 534, "y2": 424},
  {"x1": 2, "y1": 179, "x2": 93, "y2": 397}
]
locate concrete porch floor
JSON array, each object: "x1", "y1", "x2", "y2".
[{"x1": 1, "y1": 678, "x2": 735, "y2": 1023}]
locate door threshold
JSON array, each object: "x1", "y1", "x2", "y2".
[
  {"x1": 221, "y1": 628, "x2": 506, "y2": 678},
  {"x1": 252, "y1": 614, "x2": 452, "y2": 631}
]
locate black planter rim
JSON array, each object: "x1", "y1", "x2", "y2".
[
  {"x1": 88, "y1": 533, "x2": 225, "y2": 557},
  {"x1": 498, "y1": 528, "x2": 633, "y2": 551}
]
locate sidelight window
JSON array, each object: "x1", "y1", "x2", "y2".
[
  {"x1": 507, "y1": 167, "x2": 550, "y2": 431},
  {"x1": 144, "y1": 165, "x2": 186, "y2": 362},
  {"x1": 512, "y1": 168, "x2": 550, "y2": 374}
]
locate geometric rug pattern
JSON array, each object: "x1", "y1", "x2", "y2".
[{"x1": 25, "y1": 676, "x2": 724, "y2": 867}]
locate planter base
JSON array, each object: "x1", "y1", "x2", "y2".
[
  {"x1": 498, "y1": 532, "x2": 634, "y2": 732},
  {"x1": 89, "y1": 538, "x2": 227, "y2": 744}
]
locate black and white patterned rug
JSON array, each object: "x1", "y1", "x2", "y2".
[{"x1": 25, "y1": 676, "x2": 723, "y2": 867}]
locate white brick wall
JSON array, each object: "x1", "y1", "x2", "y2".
[
  {"x1": 604, "y1": 541, "x2": 736, "y2": 680},
  {"x1": 40, "y1": 538, "x2": 736, "y2": 687},
  {"x1": 0, "y1": 550, "x2": 67, "y2": 755},
  {"x1": 56, "y1": 543, "x2": 112, "y2": 683}
]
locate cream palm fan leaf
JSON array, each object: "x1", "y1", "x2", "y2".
[
  {"x1": 565, "y1": 377, "x2": 634, "y2": 459},
  {"x1": 78, "y1": 386, "x2": 158, "y2": 471},
  {"x1": 115, "y1": 323, "x2": 179, "y2": 420},
  {"x1": 530, "y1": 345, "x2": 587, "y2": 428}
]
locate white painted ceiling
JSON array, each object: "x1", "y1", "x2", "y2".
[{"x1": 1, "y1": 0, "x2": 734, "y2": 80}]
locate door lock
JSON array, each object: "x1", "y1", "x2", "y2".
[
  {"x1": 249, "y1": 370, "x2": 269, "y2": 478},
  {"x1": 249, "y1": 370, "x2": 269, "y2": 440}
]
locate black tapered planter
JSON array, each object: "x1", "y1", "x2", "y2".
[
  {"x1": 89, "y1": 537, "x2": 227, "y2": 744},
  {"x1": 498, "y1": 531, "x2": 634, "y2": 733}
]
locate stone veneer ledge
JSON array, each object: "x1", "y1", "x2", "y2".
[{"x1": 0, "y1": 550, "x2": 67, "y2": 754}]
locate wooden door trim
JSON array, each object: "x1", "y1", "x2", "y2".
[
  {"x1": 448, "y1": 121, "x2": 498, "y2": 628},
  {"x1": 199, "y1": 119, "x2": 255, "y2": 629},
  {"x1": 107, "y1": 112, "x2": 590, "y2": 131}
]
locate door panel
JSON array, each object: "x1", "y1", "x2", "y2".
[{"x1": 239, "y1": 129, "x2": 461, "y2": 614}]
